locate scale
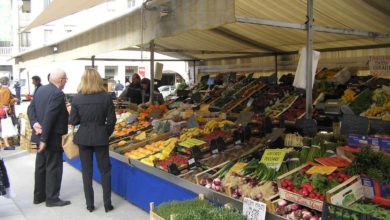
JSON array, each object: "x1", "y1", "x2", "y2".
[{"x1": 323, "y1": 99, "x2": 343, "y2": 115}]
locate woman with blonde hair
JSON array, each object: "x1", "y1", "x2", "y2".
[{"x1": 69, "y1": 69, "x2": 116, "y2": 213}]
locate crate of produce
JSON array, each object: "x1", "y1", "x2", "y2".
[
  {"x1": 277, "y1": 164, "x2": 364, "y2": 211},
  {"x1": 322, "y1": 202, "x2": 368, "y2": 220},
  {"x1": 149, "y1": 194, "x2": 245, "y2": 220},
  {"x1": 20, "y1": 135, "x2": 36, "y2": 152}
]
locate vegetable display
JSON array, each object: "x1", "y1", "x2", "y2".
[
  {"x1": 344, "y1": 146, "x2": 390, "y2": 181},
  {"x1": 155, "y1": 198, "x2": 246, "y2": 220}
]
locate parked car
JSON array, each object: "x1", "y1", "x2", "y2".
[{"x1": 158, "y1": 85, "x2": 175, "y2": 98}]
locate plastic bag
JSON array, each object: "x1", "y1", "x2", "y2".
[
  {"x1": 293, "y1": 47, "x2": 320, "y2": 89},
  {"x1": 1, "y1": 117, "x2": 18, "y2": 138}
]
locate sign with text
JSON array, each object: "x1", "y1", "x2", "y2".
[
  {"x1": 369, "y1": 56, "x2": 390, "y2": 77},
  {"x1": 243, "y1": 197, "x2": 267, "y2": 220},
  {"x1": 260, "y1": 149, "x2": 287, "y2": 170},
  {"x1": 138, "y1": 66, "x2": 146, "y2": 78}
]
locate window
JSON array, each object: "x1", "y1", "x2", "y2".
[
  {"x1": 44, "y1": 0, "x2": 52, "y2": 8},
  {"x1": 106, "y1": 0, "x2": 115, "y2": 12},
  {"x1": 44, "y1": 29, "x2": 53, "y2": 43},
  {"x1": 20, "y1": 32, "x2": 31, "y2": 47},
  {"x1": 105, "y1": 66, "x2": 117, "y2": 79},
  {"x1": 127, "y1": 0, "x2": 136, "y2": 8},
  {"x1": 85, "y1": 66, "x2": 98, "y2": 70}
]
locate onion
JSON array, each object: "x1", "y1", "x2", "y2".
[
  {"x1": 310, "y1": 217, "x2": 319, "y2": 220},
  {"x1": 200, "y1": 178, "x2": 207, "y2": 186},
  {"x1": 207, "y1": 178, "x2": 213, "y2": 184},
  {"x1": 255, "y1": 193, "x2": 263, "y2": 201},
  {"x1": 302, "y1": 210, "x2": 312, "y2": 219},
  {"x1": 211, "y1": 183, "x2": 216, "y2": 190},
  {"x1": 278, "y1": 199, "x2": 288, "y2": 207},
  {"x1": 213, "y1": 178, "x2": 222, "y2": 186},
  {"x1": 205, "y1": 183, "x2": 211, "y2": 189},
  {"x1": 214, "y1": 185, "x2": 222, "y2": 192},
  {"x1": 289, "y1": 203, "x2": 300, "y2": 211}
]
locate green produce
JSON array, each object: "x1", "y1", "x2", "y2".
[
  {"x1": 155, "y1": 198, "x2": 246, "y2": 220},
  {"x1": 242, "y1": 159, "x2": 278, "y2": 181},
  {"x1": 346, "y1": 202, "x2": 390, "y2": 220},
  {"x1": 349, "y1": 88, "x2": 372, "y2": 114},
  {"x1": 344, "y1": 146, "x2": 390, "y2": 181},
  {"x1": 214, "y1": 160, "x2": 237, "y2": 178}
]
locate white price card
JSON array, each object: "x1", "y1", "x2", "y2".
[{"x1": 243, "y1": 197, "x2": 266, "y2": 220}]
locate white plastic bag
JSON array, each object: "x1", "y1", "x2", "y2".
[
  {"x1": 1, "y1": 117, "x2": 18, "y2": 138},
  {"x1": 293, "y1": 47, "x2": 320, "y2": 89}
]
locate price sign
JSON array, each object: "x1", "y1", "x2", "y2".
[
  {"x1": 243, "y1": 197, "x2": 266, "y2": 220},
  {"x1": 229, "y1": 162, "x2": 247, "y2": 173},
  {"x1": 260, "y1": 149, "x2": 287, "y2": 171},
  {"x1": 191, "y1": 146, "x2": 202, "y2": 161},
  {"x1": 210, "y1": 139, "x2": 219, "y2": 155},
  {"x1": 168, "y1": 163, "x2": 180, "y2": 175},
  {"x1": 306, "y1": 166, "x2": 337, "y2": 175}
]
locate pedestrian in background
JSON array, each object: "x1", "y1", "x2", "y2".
[
  {"x1": 13, "y1": 81, "x2": 21, "y2": 104},
  {"x1": 31, "y1": 76, "x2": 42, "y2": 96},
  {"x1": 27, "y1": 69, "x2": 70, "y2": 207},
  {"x1": 69, "y1": 68, "x2": 116, "y2": 213},
  {"x1": 0, "y1": 77, "x2": 17, "y2": 150}
]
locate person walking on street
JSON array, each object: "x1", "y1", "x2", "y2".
[
  {"x1": 69, "y1": 68, "x2": 116, "y2": 213},
  {"x1": 27, "y1": 69, "x2": 70, "y2": 207},
  {"x1": 0, "y1": 77, "x2": 17, "y2": 150},
  {"x1": 13, "y1": 81, "x2": 21, "y2": 104},
  {"x1": 32, "y1": 76, "x2": 42, "y2": 96}
]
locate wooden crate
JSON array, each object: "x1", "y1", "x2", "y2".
[
  {"x1": 150, "y1": 194, "x2": 206, "y2": 220},
  {"x1": 277, "y1": 164, "x2": 364, "y2": 211},
  {"x1": 20, "y1": 135, "x2": 37, "y2": 152}
]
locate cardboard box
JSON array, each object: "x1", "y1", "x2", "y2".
[
  {"x1": 347, "y1": 134, "x2": 390, "y2": 152},
  {"x1": 361, "y1": 177, "x2": 390, "y2": 199}
]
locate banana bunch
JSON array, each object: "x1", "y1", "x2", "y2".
[
  {"x1": 179, "y1": 127, "x2": 203, "y2": 142},
  {"x1": 161, "y1": 137, "x2": 178, "y2": 157},
  {"x1": 203, "y1": 119, "x2": 235, "y2": 134}
]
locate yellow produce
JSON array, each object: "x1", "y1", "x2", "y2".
[
  {"x1": 341, "y1": 88, "x2": 356, "y2": 103},
  {"x1": 134, "y1": 131, "x2": 147, "y2": 141}
]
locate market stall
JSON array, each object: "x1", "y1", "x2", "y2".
[{"x1": 14, "y1": 0, "x2": 390, "y2": 219}]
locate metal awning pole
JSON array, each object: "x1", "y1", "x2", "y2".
[
  {"x1": 91, "y1": 55, "x2": 95, "y2": 68},
  {"x1": 305, "y1": 0, "x2": 314, "y2": 119},
  {"x1": 150, "y1": 40, "x2": 155, "y2": 103}
]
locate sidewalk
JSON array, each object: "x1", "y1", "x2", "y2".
[{"x1": 0, "y1": 148, "x2": 149, "y2": 220}]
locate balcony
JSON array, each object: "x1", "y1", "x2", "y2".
[{"x1": 0, "y1": 47, "x2": 12, "y2": 56}]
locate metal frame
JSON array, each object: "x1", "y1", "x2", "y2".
[{"x1": 236, "y1": 16, "x2": 390, "y2": 38}]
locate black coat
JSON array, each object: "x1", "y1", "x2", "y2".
[
  {"x1": 27, "y1": 83, "x2": 69, "y2": 151},
  {"x1": 69, "y1": 92, "x2": 116, "y2": 146}
]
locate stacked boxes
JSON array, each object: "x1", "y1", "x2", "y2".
[{"x1": 18, "y1": 113, "x2": 36, "y2": 152}]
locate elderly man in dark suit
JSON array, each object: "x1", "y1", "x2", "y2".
[{"x1": 27, "y1": 68, "x2": 70, "y2": 207}]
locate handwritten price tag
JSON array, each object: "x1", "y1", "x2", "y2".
[
  {"x1": 243, "y1": 197, "x2": 266, "y2": 220},
  {"x1": 260, "y1": 149, "x2": 287, "y2": 171}
]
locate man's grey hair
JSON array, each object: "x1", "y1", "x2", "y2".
[{"x1": 0, "y1": 77, "x2": 9, "y2": 86}]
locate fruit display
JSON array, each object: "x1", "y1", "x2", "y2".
[
  {"x1": 280, "y1": 97, "x2": 306, "y2": 123},
  {"x1": 265, "y1": 95, "x2": 299, "y2": 118},
  {"x1": 155, "y1": 154, "x2": 189, "y2": 172},
  {"x1": 125, "y1": 137, "x2": 178, "y2": 160},
  {"x1": 340, "y1": 88, "x2": 357, "y2": 103},
  {"x1": 349, "y1": 88, "x2": 372, "y2": 114},
  {"x1": 363, "y1": 87, "x2": 390, "y2": 119},
  {"x1": 111, "y1": 120, "x2": 151, "y2": 139},
  {"x1": 138, "y1": 104, "x2": 168, "y2": 120},
  {"x1": 242, "y1": 159, "x2": 279, "y2": 182}
]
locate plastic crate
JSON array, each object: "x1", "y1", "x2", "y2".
[{"x1": 322, "y1": 202, "x2": 368, "y2": 220}]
